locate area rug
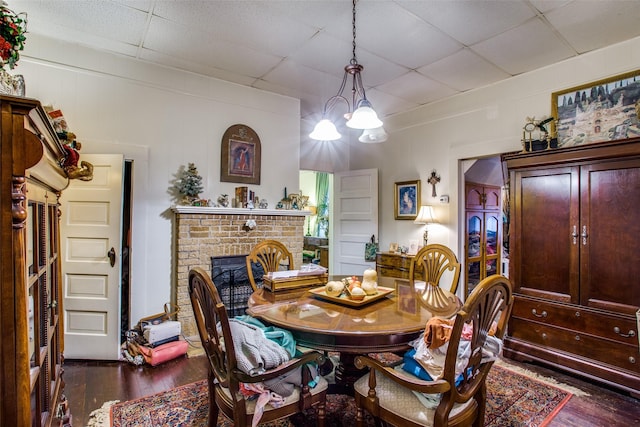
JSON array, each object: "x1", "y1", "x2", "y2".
[{"x1": 104, "y1": 363, "x2": 574, "y2": 427}]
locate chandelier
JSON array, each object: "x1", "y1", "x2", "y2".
[{"x1": 309, "y1": 0, "x2": 386, "y2": 143}]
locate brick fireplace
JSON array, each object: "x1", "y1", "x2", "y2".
[{"x1": 171, "y1": 205, "x2": 307, "y2": 338}]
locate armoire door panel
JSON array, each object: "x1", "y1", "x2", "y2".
[
  {"x1": 580, "y1": 159, "x2": 640, "y2": 314},
  {"x1": 514, "y1": 167, "x2": 580, "y2": 302}
]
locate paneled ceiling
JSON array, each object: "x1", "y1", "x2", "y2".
[{"x1": 12, "y1": 0, "x2": 640, "y2": 139}]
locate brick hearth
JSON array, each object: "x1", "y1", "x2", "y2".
[{"x1": 171, "y1": 206, "x2": 307, "y2": 337}]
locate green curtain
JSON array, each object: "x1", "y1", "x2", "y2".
[{"x1": 315, "y1": 172, "x2": 329, "y2": 237}]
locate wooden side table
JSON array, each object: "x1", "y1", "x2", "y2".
[{"x1": 375, "y1": 252, "x2": 414, "y2": 279}]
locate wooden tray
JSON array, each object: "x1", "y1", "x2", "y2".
[{"x1": 308, "y1": 286, "x2": 395, "y2": 307}]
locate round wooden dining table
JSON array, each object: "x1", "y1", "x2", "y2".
[
  {"x1": 247, "y1": 277, "x2": 434, "y2": 353},
  {"x1": 246, "y1": 276, "x2": 451, "y2": 392}
]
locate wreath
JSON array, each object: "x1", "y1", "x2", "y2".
[{"x1": 0, "y1": 2, "x2": 26, "y2": 70}]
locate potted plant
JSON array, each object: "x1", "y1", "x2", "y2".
[{"x1": 177, "y1": 163, "x2": 204, "y2": 205}]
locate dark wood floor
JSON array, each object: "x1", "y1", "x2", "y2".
[{"x1": 64, "y1": 355, "x2": 639, "y2": 427}]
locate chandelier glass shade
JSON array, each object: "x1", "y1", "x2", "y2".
[
  {"x1": 309, "y1": 0, "x2": 385, "y2": 142},
  {"x1": 359, "y1": 126, "x2": 388, "y2": 143},
  {"x1": 309, "y1": 119, "x2": 341, "y2": 141}
]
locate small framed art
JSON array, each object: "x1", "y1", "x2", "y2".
[
  {"x1": 220, "y1": 124, "x2": 261, "y2": 185},
  {"x1": 394, "y1": 180, "x2": 420, "y2": 220}
]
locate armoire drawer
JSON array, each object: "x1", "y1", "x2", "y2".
[
  {"x1": 512, "y1": 296, "x2": 638, "y2": 346},
  {"x1": 509, "y1": 318, "x2": 640, "y2": 373}
]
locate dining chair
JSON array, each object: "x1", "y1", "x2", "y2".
[
  {"x1": 408, "y1": 244, "x2": 462, "y2": 317},
  {"x1": 188, "y1": 267, "x2": 327, "y2": 427},
  {"x1": 246, "y1": 239, "x2": 294, "y2": 291},
  {"x1": 410, "y1": 244, "x2": 461, "y2": 294},
  {"x1": 354, "y1": 274, "x2": 514, "y2": 427}
]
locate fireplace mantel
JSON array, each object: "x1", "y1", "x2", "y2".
[{"x1": 171, "y1": 205, "x2": 311, "y2": 216}]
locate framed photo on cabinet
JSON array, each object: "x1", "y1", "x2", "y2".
[
  {"x1": 220, "y1": 124, "x2": 261, "y2": 185},
  {"x1": 552, "y1": 69, "x2": 640, "y2": 148},
  {"x1": 394, "y1": 180, "x2": 420, "y2": 220}
]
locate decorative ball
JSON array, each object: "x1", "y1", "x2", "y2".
[{"x1": 325, "y1": 281, "x2": 345, "y2": 297}]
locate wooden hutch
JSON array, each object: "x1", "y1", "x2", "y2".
[
  {"x1": 503, "y1": 138, "x2": 640, "y2": 396},
  {"x1": 0, "y1": 96, "x2": 70, "y2": 425},
  {"x1": 464, "y1": 181, "x2": 502, "y2": 296}
]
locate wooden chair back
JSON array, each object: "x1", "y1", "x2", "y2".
[
  {"x1": 409, "y1": 244, "x2": 461, "y2": 294},
  {"x1": 188, "y1": 267, "x2": 326, "y2": 427},
  {"x1": 354, "y1": 274, "x2": 514, "y2": 427},
  {"x1": 246, "y1": 239, "x2": 294, "y2": 291}
]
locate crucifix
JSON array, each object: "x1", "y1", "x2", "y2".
[{"x1": 428, "y1": 170, "x2": 440, "y2": 197}]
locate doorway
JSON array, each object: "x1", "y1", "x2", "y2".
[
  {"x1": 120, "y1": 160, "x2": 133, "y2": 343},
  {"x1": 462, "y1": 156, "x2": 506, "y2": 297},
  {"x1": 300, "y1": 170, "x2": 331, "y2": 268},
  {"x1": 61, "y1": 155, "x2": 133, "y2": 360}
]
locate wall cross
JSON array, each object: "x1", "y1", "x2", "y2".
[{"x1": 428, "y1": 171, "x2": 440, "y2": 197}]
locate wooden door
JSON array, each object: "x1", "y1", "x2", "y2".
[
  {"x1": 465, "y1": 184, "x2": 485, "y2": 209},
  {"x1": 510, "y1": 166, "x2": 580, "y2": 303},
  {"x1": 580, "y1": 158, "x2": 640, "y2": 314},
  {"x1": 61, "y1": 154, "x2": 124, "y2": 360}
]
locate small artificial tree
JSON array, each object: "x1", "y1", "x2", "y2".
[{"x1": 177, "y1": 163, "x2": 204, "y2": 205}]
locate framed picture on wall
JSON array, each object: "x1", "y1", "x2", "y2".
[
  {"x1": 394, "y1": 180, "x2": 420, "y2": 220},
  {"x1": 220, "y1": 124, "x2": 261, "y2": 185},
  {"x1": 552, "y1": 69, "x2": 640, "y2": 148}
]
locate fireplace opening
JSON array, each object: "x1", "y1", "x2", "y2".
[{"x1": 211, "y1": 255, "x2": 264, "y2": 317}]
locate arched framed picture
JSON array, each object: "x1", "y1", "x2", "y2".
[{"x1": 220, "y1": 124, "x2": 261, "y2": 184}]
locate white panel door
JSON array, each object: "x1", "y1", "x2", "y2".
[
  {"x1": 332, "y1": 168, "x2": 378, "y2": 275},
  {"x1": 61, "y1": 154, "x2": 123, "y2": 360}
]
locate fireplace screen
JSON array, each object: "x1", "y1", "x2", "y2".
[{"x1": 211, "y1": 255, "x2": 264, "y2": 317}]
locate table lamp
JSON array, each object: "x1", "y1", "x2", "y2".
[
  {"x1": 414, "y1": 205, "x2": 436, "y2": 246},
  {"x1": 305, "y1": 205, "x2": 317, "y2": 236}
]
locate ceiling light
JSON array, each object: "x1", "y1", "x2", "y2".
[
  {"x1": 359, "y1": 126, "x2": 388, "y2": 143},
  {"x1": 309, "y1": 0, "x2": 385, "y2": 142},
  {"x1": 309, "y1": 119, "x2": 341, "y2": 141}
]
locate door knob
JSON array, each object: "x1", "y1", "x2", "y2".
[{"x1": 108, "y1": 247, "x2": 116, "y2": 267}]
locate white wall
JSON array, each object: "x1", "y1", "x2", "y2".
[
  {"x1": 18, "y1": 34, "x2": 302, "y2": 325},
  {"x1": 349, "y1": 36, "x2": 640, "y2": 261},
  {"x1": 16, "y1": 31, "x2": 640, "y2": 319}
]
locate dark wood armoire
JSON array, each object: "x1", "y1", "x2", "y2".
[
  {"x1": 503, "y1": 138, "x2": 640, "y2": 396},
  {"x1": 0, "y1": 95, "x2": 71, "y2": 425}
]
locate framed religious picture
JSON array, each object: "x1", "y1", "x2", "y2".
[
  {"x1": 552, "y1": 69, "x2": 640, "y2": 148},
  {"x1": 394, "y1": 180, "x2": 420, "y2": 220},
  {"x1": 220, "y1": 124, "x2": 261, "y2": 184}
]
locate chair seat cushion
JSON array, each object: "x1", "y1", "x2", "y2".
[
  {"x1": 219, "y1": 374, "x2": 328, "y2": 415},
  {"x1": 354, "y1": 372, "x2": 471, "y2": 426}
]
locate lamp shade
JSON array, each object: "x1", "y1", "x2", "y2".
[
  {"x1": 414, "y1": 205, "x2": 435, "y2": 224},
  {"x1": 359, "y1": 126, "x2": 388, "y2": 143},
  {"x1": 346, "y1": 99, "x2": 383, "y2": 129},
  {"x1": 309, "y1": 119, "x2": 341, "y2": 141}
]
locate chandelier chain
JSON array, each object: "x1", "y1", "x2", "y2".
[{"x1": 351, "y1": 0, "x2": 357, "y2": 65}]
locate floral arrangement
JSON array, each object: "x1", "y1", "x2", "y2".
[{"x1": 0, "y1": 2, "x2": 26, "y2": 70}]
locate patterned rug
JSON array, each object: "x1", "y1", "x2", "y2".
[{"x1": 107, "y1": 364, "x2": 573, "y2": 427}]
